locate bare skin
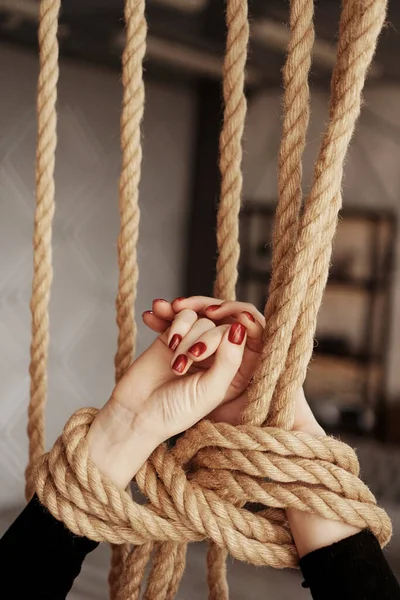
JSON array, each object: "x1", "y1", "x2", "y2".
[{"x1": 87, "y1": 296, "x2": 360, "y2": 559}]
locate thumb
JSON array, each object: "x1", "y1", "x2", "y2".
[{"x1": 197, "y1": 323, "x2": 247, "y2": 413}]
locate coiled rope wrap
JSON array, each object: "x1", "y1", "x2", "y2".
[
  {"x1": 35, "y1": 408, "x2": 392, "y2": 558},
  {"x1": 28, "y1": 0, "x2": 391, "y2": 599}
]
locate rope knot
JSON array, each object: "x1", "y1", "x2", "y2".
[{"x1": 34, "y1": 408, "x2": 392, "y2": 570}]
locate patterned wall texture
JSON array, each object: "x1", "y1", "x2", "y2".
[{"x1": 0, "y1": 43, "x2": 195, "y2": 508}]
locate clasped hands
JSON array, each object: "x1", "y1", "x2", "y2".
[{"x1": 87, "y1": 296, "x2": 324, "y2": 490}]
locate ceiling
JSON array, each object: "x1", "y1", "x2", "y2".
[{"x1": 0, "y1": 0, "x2": 399, "y2": 89}]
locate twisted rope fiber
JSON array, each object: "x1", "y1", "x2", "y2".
[
  {"x1": 34, "y1": 408, "x2": 392, "y2": 560},
  {"x1": 150, "y1": 0, "x2": 251, "y2": 592},
  {"x1": 25, "y1": 0, "x2": 61, "y2": 502},
  {"x1": 214, "y1": 0, "x2": 249, "y2": 303},
  {"x1": 207, "y1": 1, "x2": 250, "y2": 597},
  {"x1": 244, "y1": 0, "x2": 389, "y2": 429},
  {"x1": 268, "y1": 0, "x2": 314, "y2": 302},
  {"x1": 110, "y1": 0, "x2": 147, "y2": 598},
  {"x1": 30, "y1": 1, "x2": 392, "y2": 600}
]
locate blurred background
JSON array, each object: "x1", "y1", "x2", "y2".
[{"x1": 0, "y1": 0, "x2": 400, "y2": 598}]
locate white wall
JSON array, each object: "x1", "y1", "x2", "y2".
[
  {"x1": 0, "y1": 44, "x2": 195, "y2": 507},
  {"x1": 243, "y1": 85, "x2": 400, "y2": 402}
]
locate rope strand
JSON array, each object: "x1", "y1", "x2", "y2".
[
  {"x1": 110, "y1": 0, "x2": 147, "y2": 597},
  {"x1": 29, "y1": 1, "x2": 390, "y2": 599},
  {"x1": 26, "y1": 0, "x2": 61, "y2": 501},
  {"x1": 244, "y1": 0, "x2": 388, "y2": 429}
]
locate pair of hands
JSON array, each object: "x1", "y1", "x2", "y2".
[
  {"x1": 87, "y1": 296, "x2": 323, "y2": 490},
  {"x1": 87, "y1": 295, "x2": 359, "y2": 558}
]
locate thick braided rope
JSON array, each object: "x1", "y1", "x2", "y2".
[
  {"x1": 30, "y1": 0, "x2": 392, "y2": 598},
  {"x1": 269, "y1": 0, "x2": 389, "y2": 430},
  {"x1": 25, "y1": 0, "x2": 61, "y2": 501},
  {"x1": 244, "y1": 0, "x2": 388, "y2": 429},
  {"x1": 110, "y1": 1, "x2": 147, "y2": 599},
  {"x1": 151, "y1": 0, "x2": 251, "y2": 593},
  {"x1": 207, "y1": 1, "x2": 250, "y2": 597},
  {"x1": 214, "y1": 0, "x2": 249, "y2": 302},
  {"x1": 268, "y1": 0, "x2": 314, "y2": 304},
  {"x1": 34, "y1": 409, "x2": 392, "y2": 563},
  {"x1": 264, "y1": 0, "x2": 314, "y2": 432}
]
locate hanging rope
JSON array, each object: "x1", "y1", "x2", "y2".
[
  {"x1": 209, "y1": 1, "x2": 250, "y2": 596},
  {"x1": 244, "y1": 0, "x2": 389, "y2": 430},
  {"x1": 109, "y1": 0, "x2": 147, "y2": 597},
  {"x1": 25, "y1": 0, "x2": 61, "y2": 501},
  {"x1": 28, "y1": 1, "x2": 392, "y2": 600}
]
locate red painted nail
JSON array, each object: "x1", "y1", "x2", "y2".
[
  {"x1": 229, "y1": 323, "x2": 246, "y2": 345},
  {"x1": 169, "y1": 334, "x2": 182, "y2": 351},
  {"x1": 142, "y1": 310, "x2": 154, "y2": 317},
  {"x1": 153, "y1": 298, "x2": 167, "y2": 304},
  {"x1": 206, "y1": 305, "x2": 221, "y2": 312},
  {"x1": 242, "y1": 311, "x2": 255, "y2": 323},
  {"x1": 172, "y1": 354, "x2": 188, "y2": 373},
  {"x1": 188, "y1": 341, "x2": 207, "y2": 357},
  {"x1": 173, "y1": 297, "x2": 186, "y2": 303}
]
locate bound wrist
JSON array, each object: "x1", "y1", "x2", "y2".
[{"x1": 86, "y1": 402, "x2": 160, "y2": 489}]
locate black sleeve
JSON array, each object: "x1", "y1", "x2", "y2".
[
  {"x1": 300, "y1": 529, "x2": 400, "y2": 600},
  {"x1": 0, "y1": 494, "x2": 98, "y2": 599}
]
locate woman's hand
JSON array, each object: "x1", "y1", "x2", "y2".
[
  {"x1": 87, "y1": 294, "x2": 360, "y2": 555},
  {"x1": 143, "y1": 296, "x2": 265, "y2": 423},
  {"x1": 86, "y1": 300, "x2": 263, "y2": 489}
]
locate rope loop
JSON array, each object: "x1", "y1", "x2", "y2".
[{"x1": 35, "y1": 408, "x2": 392, "y2": 569}]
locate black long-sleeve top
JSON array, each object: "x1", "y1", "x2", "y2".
[{"x1": 0, "y1": 494, "x2": 399, "y2": 599}]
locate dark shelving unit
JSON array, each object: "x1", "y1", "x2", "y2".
[{"x1": 238, "y1": 201, "x2": 397, "y2": 440}]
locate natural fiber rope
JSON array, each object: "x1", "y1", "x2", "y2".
[
  {"x1": 34, "y1": 408, "x2": 392, "y2": 555},
  {"x1": 25, "y1": 0, "x2": 61, "y2": 501},
  {"x1": 134, "y1": 1, "x2": 251, "y2": 594},
  {"x1": 110, "y1": 0, "x2": 147, "y2": 598},
  {"x1": 28, "y1": 1, "x2": 391, "y2": 600},
  {"x1": 244, "y1": 0, "x2": 389, "y2": 429},
  {"x1": 214, "y1": 0, "x2": 249, "y2": 303},
  {"x1": 209, "y1": 1, "x2": 250, "y2": 597}
]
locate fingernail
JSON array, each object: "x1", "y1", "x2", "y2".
[
  {"x1": 206, "y1": 305, "x2": 221, "y2": 312},
  {"x1": 229, "y1": 323, "x2": 246, "y2": 345},
  {"x1": 169, "y1": 334, "x2": 182, "y2": 351},
  {"x1": 142, "y1": 310, "x2": 154, "y2": 317},
  {"x1": 188, "y1": 341, "x2": 207, "y2": 357},
  {"x1": 242, "y1": 311, "x2": 255, "y2": 323},
  {"x1": 153, "y1": 298, "x2": 167, "y2": 304},
  {"x1": 173, "y1": 297, "x2": 186, "y2": 303},
  {"x1": 172, "y1": 354, "x2": 188, "y2": 373}
]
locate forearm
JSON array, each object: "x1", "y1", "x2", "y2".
[{"x1": 287, "y1": 412, "x2": 361, "y2": 558}]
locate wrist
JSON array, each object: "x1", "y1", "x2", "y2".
[
  {"x1": 86, "y1": 402, "x2": 160, "y2": 489},
  {"x1": 287, "y1": 423, "x2": 361, "y2": 557}
]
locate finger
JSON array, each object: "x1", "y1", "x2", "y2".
[
  {"x1": 186, "y1": 324, "x2": 230, "y2": 362},
  {"x1": 171, "y1": 318, "x2": 216, "y2": 375},
  {"x1": 152, "y1": 298, "x2": 175, "y2": 321},
  {"x1": 172, "y1": 296, "x2": 222, "y2": 316},
  {"x1": 204, "y1": 301, "x2": 265, "y2": 326},
  {"x1": 180, "y1": 302, "x2": 263, "y2": 354},
  {"x1": 142, "y1": 310, "x2": 170, "y2": 334},
  {"x1": 165, "y1": 308, "x2": 199, "y2": 352},
  {"x1": 197, "y1": 323, "x2": 247, "y2": 412}
]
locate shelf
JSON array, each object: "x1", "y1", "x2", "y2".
[
  {"x1": 239, "y1": 267, "x2": 389, "y2": 293},
  {"x1": 242, "y1": 201, "x2": 396, "y2": 224}
]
